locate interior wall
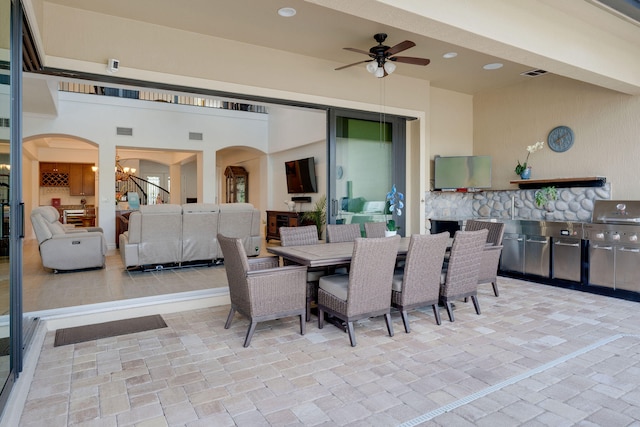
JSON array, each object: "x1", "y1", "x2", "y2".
[
  {"x1": 474, "y1": 74, "x2": 640, "y2": 198},
  {"x1": 429, "y1": 87, "x2": 474, "y2": 190},
  {"x1": 24, "y1": 92, "x2": 269, "y2": 245},
  {"x1": 269, "y1": 141, "x2": 327, "y2": 217}
]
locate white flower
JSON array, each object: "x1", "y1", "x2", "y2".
[{"x1": 527, "y1": 141, "x2": 544, "y2": 154}]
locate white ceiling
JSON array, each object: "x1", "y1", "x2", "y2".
[
  {"x1": 26, "y1": 0, "x2": 640, "y2": 95},
  {"x1": 31, "y1": 0, "x2": 572, "y2": 95},
  {"x1": 22, "y1": 0, "x2": 640, "y2": 153}
]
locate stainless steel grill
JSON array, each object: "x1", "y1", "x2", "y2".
[{"x1": 584, "y1": 200, "x2": 640, "y2": 292}]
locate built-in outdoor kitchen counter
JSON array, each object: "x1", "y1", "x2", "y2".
[
  {"x1": 426, "y1": 180, "x2": 640, "y2": 303},
  {"x1": 430, "y1": 217, "x2": 640, "y2": 303}
]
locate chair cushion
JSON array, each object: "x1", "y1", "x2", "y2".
[
  {"x1": 319, "y1": 274, "x2": 349, "y2": 300},
  {"x1": 307, "y1": 270, "x2": 325, "y2": 282},
  {"x1": 392, "y1": 271, "x2": 403, "y2": 292}
]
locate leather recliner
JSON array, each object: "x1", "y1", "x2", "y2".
[{"x1": 30, "y1": 206, "x2": 107, "y2": 272}]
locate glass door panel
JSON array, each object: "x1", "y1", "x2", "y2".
[
  {"x1": 334, "y1": 117, "x2": 392, "y2": 235},
  {"x1": 0, "y1": 0, "x2": 11, "y2": 410}
]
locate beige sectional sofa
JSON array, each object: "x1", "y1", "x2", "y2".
[{"x1": 119, "y1": 203, "x2": 261, "y2": 269}]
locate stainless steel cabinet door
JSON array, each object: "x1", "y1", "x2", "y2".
[
  {"x1": 588, "y1": 243, "x2": 614, "y2": 288},
  {"x1": 614, "y1": 246, "x2": 640, "y2": 292},
  {"x1": 524, "y1": 235, "x2": 550, "y2": 277},
  {"x1": 552, "y1": 238, "x2": 582, "y2": 282},
  {"x1": 500, "y1": 233, "x2": 524, "y2": 274}
]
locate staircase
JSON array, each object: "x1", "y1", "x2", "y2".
[{"x1": 116, "y1": 175, "x2": 170, "y2": 205}]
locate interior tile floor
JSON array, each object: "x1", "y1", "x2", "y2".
[
  {"x1": 16, "y1": 268, "x2": 640, "y2": 426},
  {"x1": 22, "y1": 239, "x2": 235, "y2": 313}
]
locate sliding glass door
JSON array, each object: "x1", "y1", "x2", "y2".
[
  {"x1": 327, "y1": 109, "x2": 406, "y2": 234},
  {"x1": 0, "y1": 0, "x2": 13, "y2": 412}
]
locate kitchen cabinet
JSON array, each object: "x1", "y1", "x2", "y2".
[
  {"x1": 69, "y1": 163, "x2": 95, "y2": 196},
  {"x1": 40, "y1": 162, "x2": 70, "y2": 187},
  {"x1": 500, "y1": 233, "x2": 525, "y2": 274},
  {"x1": 266, "y1": 210, "x2": 307, "y2": 242},
  {"x1": 524, "y1": 234, "x2": 551, "y2": 278}
]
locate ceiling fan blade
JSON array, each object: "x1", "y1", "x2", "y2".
[
  {"x1": 392, "y1": 56, "x2": 431, "y2": 66},
  {"x1": 385, "y1": 40, "x2": 415, "y2": 56},
  {"x1": 335, "y1": 59, "x2": 371, "y2": 71},
  {"x1": 343, "y1": 47, "x2": 372, "y2": 56}
]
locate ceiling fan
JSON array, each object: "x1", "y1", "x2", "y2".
[{"x1": 335, "y1": 33, "x2": 431, "y2": 78}]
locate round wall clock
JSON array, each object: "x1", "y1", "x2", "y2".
[{"x1": 547, "y1": 125, "x2": 574, "y2": 152}]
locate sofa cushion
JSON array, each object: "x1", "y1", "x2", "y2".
[
  {"x1": 40, "y1": 206, "x2": 60, "y2": 223},
  {"x1": 30, "y1": 212, "x2": 53, "y2": 244},
  {"x1": 46, "y1": 220, "x2": 67, "y2": 235},
  {"x1": 182, "y1": 203, "x2": 219, "y2": 262}
]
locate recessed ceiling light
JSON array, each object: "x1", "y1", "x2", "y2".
[
  {"x1": 278, "y1": 7, "x2": 296, "y2": 17},
  {"x1": 483, "y1": 63, "x2": 503, "y2": 70},
  {"x1": 443, "y1": 52, "x2": 458, "y2": 59}
]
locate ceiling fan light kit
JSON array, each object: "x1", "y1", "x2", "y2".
[{"x1": 337, "y1": 33, "x2": 430, "y2": 78}]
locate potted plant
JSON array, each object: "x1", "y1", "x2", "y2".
[
  {"x1": 385, "y1": 185, "x2": 404, "y2": 236},
  {"x1": 515, "y1": 141, "x2": 545, "y2": 179},
  {"x1": 535, "y1": 186, "x2": 558, "y2": 208},
  {"x1": 302, "y1": 194, "x2": 326, "y2": 239}
]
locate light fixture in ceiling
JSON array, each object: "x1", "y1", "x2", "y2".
[
  {"x1": 483, "y1": 62, "x2": 504, "y2": 70},
  {"x1": 443, "y1": 52, "x2": 458, "y2": 59},
  {"x1": 366, "y1": 59, "x2": 396, "y2": 78},
  {"x1": 115, "y1": 156, "x2": 137, "y2": 181},
  {"x1": 277, "y1": 7, "x2": 296, "y2": 17},
  {"x1": 338, "y1": 33, "x2": 429, "y2": 78}
]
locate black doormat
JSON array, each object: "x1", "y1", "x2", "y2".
[{"x1": 54, "y1": 315, "x2": 167, "y2": 347}]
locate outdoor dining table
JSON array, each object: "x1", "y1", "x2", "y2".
[{"x1": 266, "y1": 236, "x2": 412, "y2": 268}]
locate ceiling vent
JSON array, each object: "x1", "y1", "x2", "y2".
[
  {"x1": 189, "y1": 132, "x2": 203, "y2": 141},
  {"x1": 521, "y1": 69, "x2": 548, "y2": 77},
  {"x1": 116, "y1": 127, "x2": 133, "y2": 136}
]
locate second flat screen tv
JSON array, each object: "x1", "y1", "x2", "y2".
[
  {"x1": 285, "y1": 157, "x2": 318, "y2": 193},
  {"x1": 434, "y1": 155, "x2": 492, "y2": 190}
]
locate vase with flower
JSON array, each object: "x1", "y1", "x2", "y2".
[
  {"x1": 385, "y1": 184, "x2": 404, "y2": 236},
  {"x1": 515, "y1": 141, "x2": 544, "y2": 179}
]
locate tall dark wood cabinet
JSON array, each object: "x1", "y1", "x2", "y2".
[{"x1": 225, "y1": 166, "x2": 248, "y2": 203}]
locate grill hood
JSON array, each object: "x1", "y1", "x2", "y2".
[{"x1": 592, "y1": 200, "x2": 640, "y2": 224}]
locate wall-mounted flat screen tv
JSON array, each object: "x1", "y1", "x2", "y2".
[
  {"x1": 434, "y1": 155, "x2": 492, "y2": 190},
  {"x1": 285, "y1": 157, "x2": 318, "y2": 193}
]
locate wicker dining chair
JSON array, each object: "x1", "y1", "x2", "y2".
[
  {"x1": 317, "y1": 235, "x2": 400, "y2": 346},
  {"x1": 439, "y1": 229, "x2": 488, "y2": 322},
  {"x1": 218, "y1": 233, "x2": 308, "y2": 347},
  {"x1": 279, "y1": 225, "x2": 325, "y2": 322},
  {"x1": 364, "y1": 221, "x2": 387, "y2": 238},
  {"x1": 465, "y1": 220, "x2": 505, "y2": 296},
  {"x1": 325, "y1": 223, "x2": 362, "y2": 243},
  {"x1": 391, "y1": 232, "x2": 450, "y2": 332}
]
